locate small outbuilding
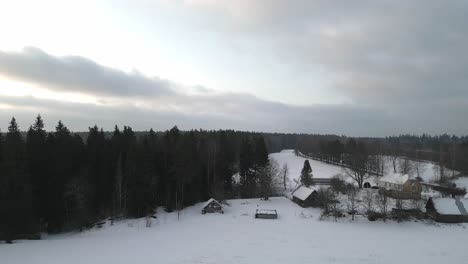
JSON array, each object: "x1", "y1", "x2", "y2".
[
  {"x1": 255, "y1": 209, "x2": 278, "y2": 219},
  {"x1": 291, "y1": 185, "x2": 320, "y2": 207},
  {"x1": 201, "y1": 198, "x2": 224, "y2": 214},
  {"x1": 425, "y1": 197, "x2": 468, "y2": 223}
]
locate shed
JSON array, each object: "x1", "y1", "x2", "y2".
[
  {"x1": 201, "y1": 198, "x2": 224, "y2": 214},
  {"x1": 425, "y1": 197, "x2": 468, "y2": 223},
  {"x1": 291, "y1": 185, "x2": 320, "y2": 207},
  {"x1": 255, "y1": 209, "x2": 278, "y2": 219}
]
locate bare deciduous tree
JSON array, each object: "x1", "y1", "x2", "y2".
[
  {"x1": 346, "y1": 186, "x2": 359, "y2": 221},
  {"x1": 395, "y1": 198, "x2": 404, "y2": 222},
  {"x1": 399, "y1": 158, "x2": 414, "y2": 176},
  {"x1": 413, "y1": 151, "x2": 425, "y2": 180},
  {"x1": 344, "y1": 141, "x2": 370, "y2": 189},
  {"x1": 376, "y1": 192, "x2": 389, "y2": 222},
  {"x1": 363, "y1": 189, "x2": 375, "y2": 214}
]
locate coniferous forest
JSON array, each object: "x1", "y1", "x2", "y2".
[
  {"x1": 1, "y1": 115, "x2": 468, "y2": 242},
  {"x1": 0, "y1": 115, "x2": 274, "y2": 242}
]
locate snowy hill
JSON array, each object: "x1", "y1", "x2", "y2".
[{"x1": 2, "y1": 197, "x2": 468, "y2": 264}]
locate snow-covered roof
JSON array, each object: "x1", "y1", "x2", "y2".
[
  {"x1": 379, "y1": 173, "x2": 409, "y2": 185},
  {"x1": 292, "y1": 185, "x2": 317, "y2": 201},
  {"x1": 432, "y1": 198, "x2": 468, "y2": 215},
  {"x1": 256, "y1": 209, "x2": 277, "y2": 215},
  {"x1": 203, "y1": 198, "x2": 222, "y2": 209}
]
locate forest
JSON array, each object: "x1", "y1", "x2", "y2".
[{"x1": 1, "y1": 115, "x2": 467, "y2": 242}]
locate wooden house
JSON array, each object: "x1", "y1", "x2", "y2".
[
  {"x1": 291, "y1": 185, "x2": 320, "y2": 207},
  {"x1": 255, "y1": 209, "x2": 278, "y2": 219},
  {"x1": 378, "y1": 173, "x2": 422, "y2": 200},
  {"x1": 426, "y1": 197, "x2": 468, "y2": 223},
  {"x1": 201, "y1": 198, "x2": 224, "y2": 214}
]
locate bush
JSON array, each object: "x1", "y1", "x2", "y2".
[{"x1": 367, "y1": 212, "x2": 384, "y2": 221}]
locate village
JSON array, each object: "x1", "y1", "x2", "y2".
[{"x1": 201, "y1": 149, "x2": 468, "y2": 224}]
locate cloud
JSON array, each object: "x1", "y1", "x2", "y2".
[
  {"x1": 1, "y1": 37, "x2": 468, "y2": 136},
  {"x1": 165, "y1": 0, "x2": 468, "y2": 106},
  {"x1": 1, "y1": 92, "x2": 467, "y2": 136},
  {"x1": 0, "y1": 47, "x2": 175, "y2": 97}
]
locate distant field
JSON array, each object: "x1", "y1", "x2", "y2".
[{"x1": 269, "y1": 149, "x2": 459, "y2": 190}]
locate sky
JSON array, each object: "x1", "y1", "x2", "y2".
[{"x1": 0, "y1": 0, "x2": 467, "y2": 136}]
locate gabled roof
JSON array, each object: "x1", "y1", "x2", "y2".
[
  {"x1": 203, "y1": 198, "x2": 222, "y2": 209},
  {"x1": 430, "y1": 198, "x2": 468, "y2": 215},
  {"x1": 292, "y1": 185, "x2": 318, "y2": 201},
  {"x1": 379, "y1": 173, "x2": 409, "y2": 185}
]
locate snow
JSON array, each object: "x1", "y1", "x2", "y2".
[
  {"x1": 292, "y1": 185, "x2": 317, "y2": 201},
  {"x1": 269, "y1": 149, "x2": 344, "y2": 189},
  {"x1": 270, "y1": 150, "x2": 458, "y2": 190},
  {"x1": 256, "y1": 209, "x2": 277, "y2": 215},
  {"x1": 453, "y1": 177, "x2": 468, "y2": 190},
  {"x1": 2, "y1": 197, "x2": 468, "y2": 264},
  {"x1": 388, "y1": 157, "x2": 458, "y2": 183},
  {"x1": 432, "y1": 198, "x2": 468, "y2": 215},
  {"x1": 203, "y1": 198, "x2": 221, "y2": 208},
  {"x1": 379, "y1": 173, "x2": 409, "y2": 185}
]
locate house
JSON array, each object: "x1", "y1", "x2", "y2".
[
  {"x1": 291, "y1": 185, "x2": 320, "y2": 207},
  {"x1": 201, "y1": 198, "x2": 224, "y2": 214},
  {"x1": 378, "y1": 173, "x2": 422, "y2": 199},
  {"x1": 378, "y1": 173, "x2": 409, "y2": 190},
  {"x1": 425, "y1": 197, "x2": 468, "y2": 223},
  {"x1": 255, "y1": 209, "x2": 278, "y2": 219}
]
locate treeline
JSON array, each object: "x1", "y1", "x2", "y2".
[
  {"x1": 295, "y1": 134, "x2": 468, "y2": 174},
  {"x1": 0, "y1": 116, "x2": 273, "y2": 242}
]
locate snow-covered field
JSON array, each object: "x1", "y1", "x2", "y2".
[
  {"x1": 269, "y1": 150, "x2": 343, "y2": 189},
  {"x1": 2, "y1": 197, "x2": 467, "y2": 264},
  {"x1": 269, "y1": 149, "x2": 458, "y2": 189}
]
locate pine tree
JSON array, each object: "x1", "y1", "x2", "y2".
[{"x1": 300, "y1": 160, "x2": 313, "y2": 187}]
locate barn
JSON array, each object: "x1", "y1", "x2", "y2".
[
  {"x1": 425, "y1": 197, "x2": 468, "y2": 223},
  {"x1": 201, "y1": 198, "x2": 224, "y2": 214},
  {"x1": 291, "y1": 185, "x2": 320, "y2": 207}
]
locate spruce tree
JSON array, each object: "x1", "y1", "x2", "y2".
[
  {"x1": 5, "y1": 117, "x2": 23, "y2": 160},
  {"x1": 26, "y1": 115, "x2": 48, "y2": 229},
  {"x1": 300, "y1": 160, "x2": 313, "y2": 187},
  {"x1": 1, "y1": 117, "x2": 36, "y2": 242}
]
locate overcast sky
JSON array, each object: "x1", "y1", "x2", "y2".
[{"x1": 0, "y1": 0, "x2": 467, "y2": 136}]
